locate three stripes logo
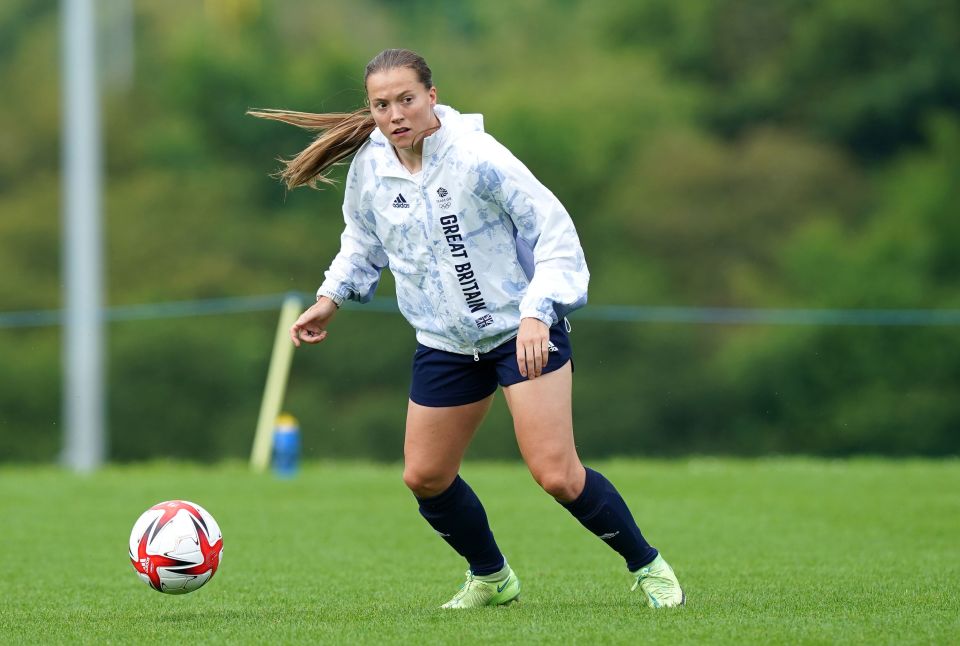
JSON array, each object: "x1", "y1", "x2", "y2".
[{"x1": 393, "y1": 193, "x2": 410, "y2": 209}]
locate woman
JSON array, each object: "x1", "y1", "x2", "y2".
[{"x1": 250, "y1": 48, "x2": 684, "y2": 609}]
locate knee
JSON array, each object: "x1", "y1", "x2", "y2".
[
  {"x1": 403, "y1": 467, "x2": 454, "y2": 499},
  {"x1": 531, "y1": 465, "x2": 585, "y2": 502}
]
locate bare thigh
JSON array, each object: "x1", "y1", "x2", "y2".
[
  {"x1": 502, "y1": 361, "x2": 585, "y2": 502},
  {"x1": 403, "y1": 394, "x2": 494, "y2": 498}
]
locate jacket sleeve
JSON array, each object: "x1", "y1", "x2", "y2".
[
  {"x1": 316, "y1": 161, "x2": 388, "y2": 305},
  {"x1": 481, "y1": 139, "x2": 589, "y2": 326}
]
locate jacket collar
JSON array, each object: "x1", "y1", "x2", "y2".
[{"x1": 368, "y1": 104, "x2": 484, "y2": 180}]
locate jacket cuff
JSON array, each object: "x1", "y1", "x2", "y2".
[
  {"x1": 519, "y1": 307, "x2": 556, "y2": 327},
  {"x1": 316, "y1": 286, "x2": 347, "y2": 307}
]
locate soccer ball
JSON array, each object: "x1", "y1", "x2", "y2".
[{"x1": 128, "y1": 500, "x2": 223, "y2": 594}]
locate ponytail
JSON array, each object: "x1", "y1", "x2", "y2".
[
  {"x1": 246, "y1": 107, "x2": 375, "y2": 190},
  {"x1": 250, "y1": 49, "x2": 433, "y2": 190}
]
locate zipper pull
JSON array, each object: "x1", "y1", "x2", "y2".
[{"x1": 473, "y1": 349, "x2": 480, "y2": 362}]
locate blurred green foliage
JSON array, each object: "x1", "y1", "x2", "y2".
[{"x1": 1, "y1": 0, "x2": 958, "y2": 461}]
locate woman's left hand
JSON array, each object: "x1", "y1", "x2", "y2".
[{"x1": 516, "y1": 317, "x2": 551, "y2": 379}]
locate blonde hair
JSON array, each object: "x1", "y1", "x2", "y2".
[
  {"x1": 248, "y1": 49, "x2": 434, "y2": 190},
  {"x1": 245, "y1": 108, "x2": 374, "y2": 189}
]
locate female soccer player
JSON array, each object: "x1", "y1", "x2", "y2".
[{"x1": 250, "y1": 49, "x2": 684, "y2": 609}]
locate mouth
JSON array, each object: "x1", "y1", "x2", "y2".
[{"x1": 392, "y1": 127, "x2": 411, "y2": 137}]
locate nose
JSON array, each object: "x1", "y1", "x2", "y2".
[{"x1": 389, "y1": 104, "x2": 404, "y2": 122}]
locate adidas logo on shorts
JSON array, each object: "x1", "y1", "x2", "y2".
[{"x1": 393, "y1": 193, "x2": 410, "y2": 208}]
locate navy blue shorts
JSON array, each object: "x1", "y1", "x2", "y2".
[{"x1": 410, "y1": 322, "x2": 573, "y2": 407}]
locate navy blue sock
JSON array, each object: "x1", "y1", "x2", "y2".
[
  {"x1": 416, "y1": 475, "x2": 505, "y2": 576},
  {"x1": 560, "y1": 467, "x2": 658, "y2": 571}
]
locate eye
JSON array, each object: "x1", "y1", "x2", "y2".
[{"x1": 403, "y1": 96, "x2": 414, "y2": 104}]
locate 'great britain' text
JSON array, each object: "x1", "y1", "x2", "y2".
[{"x1": 440, "y1": 214, "x2": 487, "y2": 314}]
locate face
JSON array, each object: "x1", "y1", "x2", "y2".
[{"x1": 366, "y1": 67, "x2": 437, "y2": 149}]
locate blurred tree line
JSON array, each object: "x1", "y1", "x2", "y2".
[{"x1": 1, "y1": 0, "x2": 958, "y2": 462}]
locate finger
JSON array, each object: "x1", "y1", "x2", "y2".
[
  {"x1": 541, "y1": 340, "x2": 550, "y2": 374},
  {"x1": 300, "y1": 328, "x2": 326, "y2": 344},
  {"x1": 290, "y1": 324, "x2": 301, "y2": 347},
  {"x1": 525, "y1": 343, "x2": 538, "y2": 379},
  {"x1": 516, "y1": 344, "x2": 527, "y2": 378},
  {"x1": 532, "y1": 342, "x2": 544, "y2": 377}
]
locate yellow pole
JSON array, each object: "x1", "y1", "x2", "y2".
[{"x1": 250, "y1": 293, "x2": 303, "y2": 472}]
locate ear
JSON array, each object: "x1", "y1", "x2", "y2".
[{"x1": 429, "y1": 86, "x2": 437, "y2": 107}]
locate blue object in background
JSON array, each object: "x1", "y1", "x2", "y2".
[{"x1": 272, "y1": 413, "x2": 300, "y2": 478}]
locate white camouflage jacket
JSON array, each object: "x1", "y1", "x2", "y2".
[{"x1": 317, "y1": 104, "x2": 589, "y2": 356}]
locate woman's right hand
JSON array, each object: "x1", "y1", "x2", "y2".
[{"x1": 290, "y1": 296, "x2": 339, "y2": 347}]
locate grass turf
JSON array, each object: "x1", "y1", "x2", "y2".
[{"x1": 1, "y1": 458, "x2": 957, "y2": 644}]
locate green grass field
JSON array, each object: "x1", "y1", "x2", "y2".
[{"x1": 1, "y1": 459, "x2": 957, "y2": 644}]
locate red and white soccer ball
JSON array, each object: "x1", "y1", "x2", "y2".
[{"x1": 128, "y1": 500, "x2": 223, "y2": 594}]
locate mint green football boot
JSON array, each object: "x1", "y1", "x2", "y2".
[
  {"x1": 631, "y1": 554, "x2": 685, "y2": 608},
  {"x1": 440, "y1": 565, "x2": 521, "y2": 609}
]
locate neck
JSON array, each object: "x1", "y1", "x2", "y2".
[
  {"x1": 393, "y1": 113, "x2": 441, "y2": 174},
  {"x1": 395, "y1": 145, "x2": 422, "y2": 174}
]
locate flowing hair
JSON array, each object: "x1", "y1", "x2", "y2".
[{"x1": 247, "y1": 49, "x2": 434, "y2": 189}]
